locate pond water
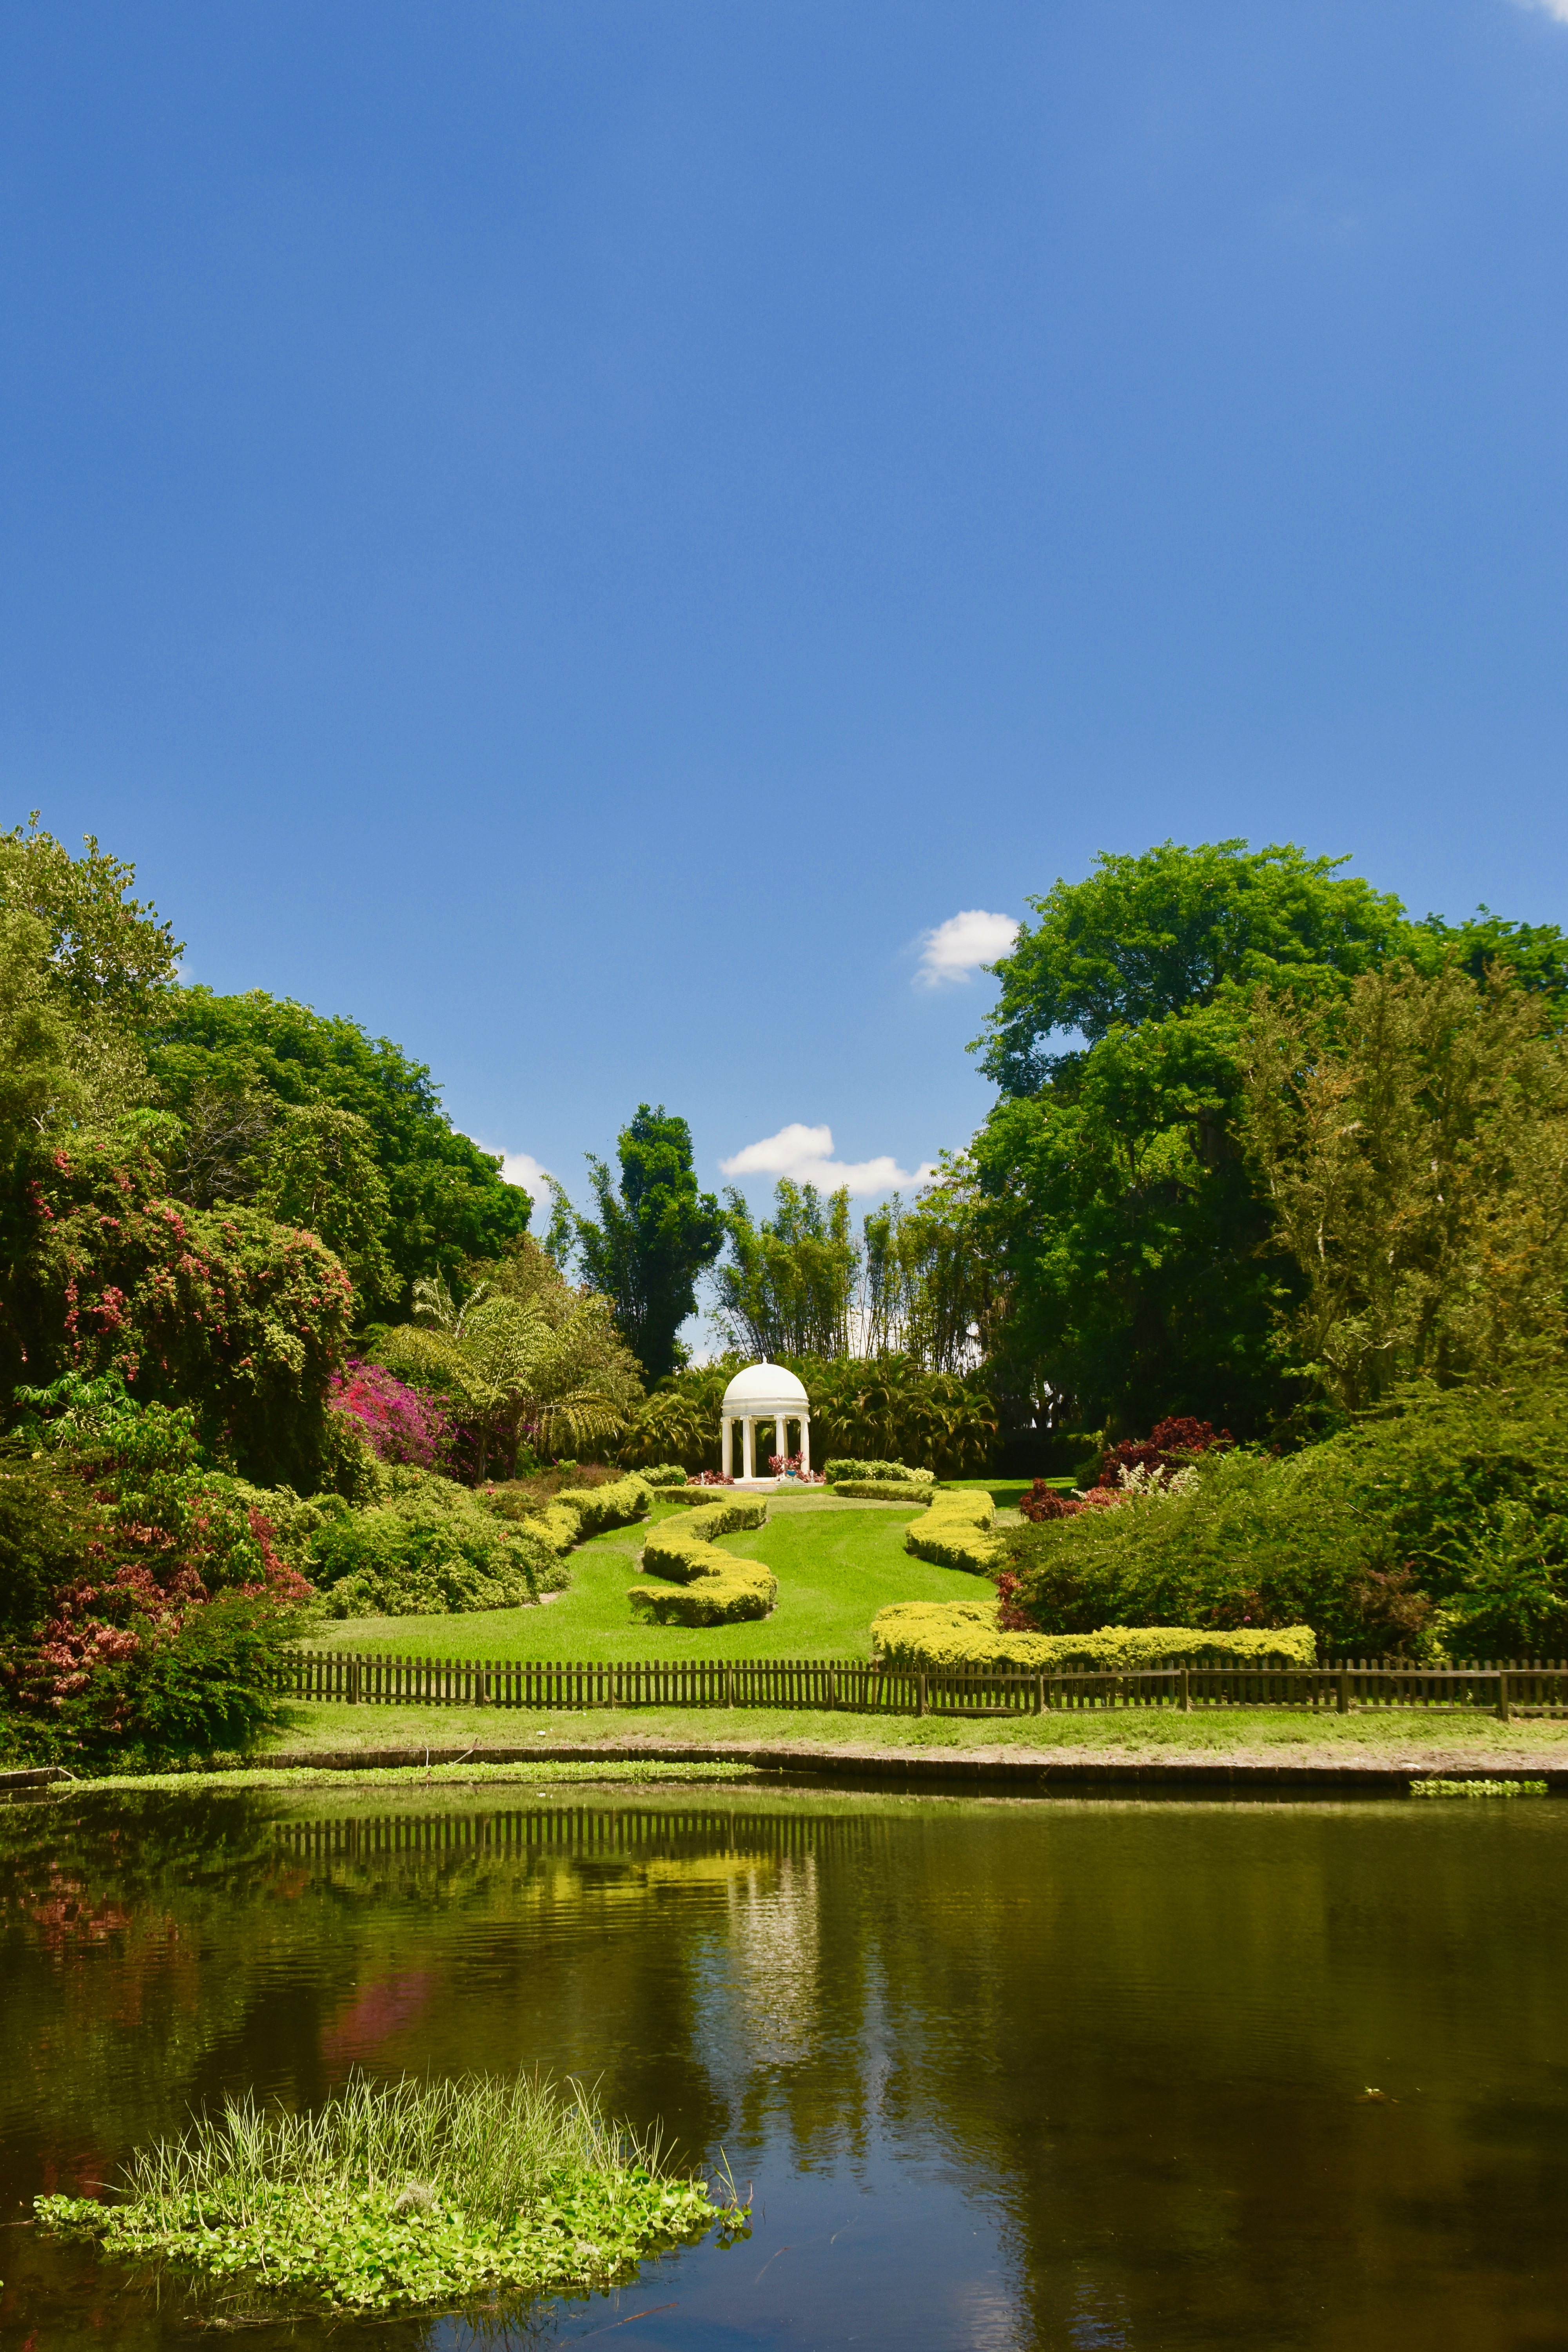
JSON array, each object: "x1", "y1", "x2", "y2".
[{"x1": 1, "y1": 1783, "x2": 1564, "y2": 2351}]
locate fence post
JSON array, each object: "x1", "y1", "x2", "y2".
[
  {"x1": 1336, "y1": 1667, "x2": 1350, "y2": 1715},
  {"x1": 1180, "y1": 1666, "x2": 1191, "y2": 1715},
  {"x1": 347, "y1": 1658, "x2": 359, "y2": 1706},
  {"x1": 1497, "y1": 1670, "x2": 1511, "y2": 1724},
  {"x1": 918, "y1": 1670, "x2": 927, "y2": 1719}
]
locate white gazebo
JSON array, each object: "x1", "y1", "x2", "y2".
[{"x1": 720, "y1": 1360, "x2": 811, "y2": 1487}]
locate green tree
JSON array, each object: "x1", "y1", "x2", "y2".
[
  {"x1": 0, "y1": 1118, "x2": 357, "y2": 1489},
  {"x1": 376, "y1": 1241, "x2": 644, "y2": 1478},
  {"x1": 715, "y1": 1181, "x2": 858, "y2": 1360},
  {"x1": 0, "y1": 819, "x2": 183, "y2": 1154},
  {"x1": 978, "y1": 838, "x2": 1415, "y2": 1097},
  {"x1": 0, "y1": 813, "x2": 182, "y2": 1026},
  {"x1": 965, "y1": 839, "x2": 1568, "y2": 1437},
  {"x1": 573, "y1": 1105, "x2": 723, "y2": 1381},
  {"x1": 147, "y1": 987, "x2": 532, "y2": 1301},
  {"x1": 1240, "y1": 961, "x2": 1568, "y2": 1410},
  {"x1": 860, "y1": 1174, "x2": 998, "y2": 1371}
]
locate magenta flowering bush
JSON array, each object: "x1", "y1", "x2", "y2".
[{"x1": 328, "y1": 1361, "x2": 452, "y2": 1472}]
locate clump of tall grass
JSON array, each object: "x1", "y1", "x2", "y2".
[{"x1": 37, "y1": 2070, "x2": 744, "y2": 2311}]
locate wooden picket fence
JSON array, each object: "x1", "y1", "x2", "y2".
[{"x1": 282, "y1": 1652, "x2": 1568, "y2": 1722}]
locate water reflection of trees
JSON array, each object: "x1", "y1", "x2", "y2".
[{"x1": 4, "y1": 1792, "x2": 1567, "y2": 2348}]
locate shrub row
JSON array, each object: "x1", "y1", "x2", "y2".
[
  {"x1": 631, "y1": 1499, "x2": 776, "y2": 1626},
  {"x1": 310, "y1": 1470, "x2": 651, "y2": 1619},
  {"x1": 904, "y1": 1488, "x2": 1000, "y2": 1575},
  {"x1": 831, "y1": 1479, "x2": 937, "y2": 1503},
  {"x1": 822, "y1": 1458, "x2": 934, "y2": 1485},
  {"x1": 998, "y1": 1379, "x2": 1568, "y2": 1661},
  {"x1": 869, "y1": 1602, "x2": 1318, "y2": 1675}
]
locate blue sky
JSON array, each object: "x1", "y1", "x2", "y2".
[{"x1": 4, "y1": 0, "x2": 1568, "y2": 1231}]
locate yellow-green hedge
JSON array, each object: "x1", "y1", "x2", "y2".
[
  {"x1": 869, "y1": 1602, "x2": 1319, "y2": 1673},
  {"x1": 831, "y1": 1479, "x2": 936, "y2": 1504},
  {"x1": 903, "y1": 1488, "x2": 1000, "y2": 1575},
  {"x1": 526, "y1": 1472, "x2": 652, "y2": 1556},
  {"x1": 630, "y1": 1498, "x2": 777, "y2": 1625}
]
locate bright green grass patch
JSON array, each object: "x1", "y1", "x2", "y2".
[
  {"x1": 37, "y1": 2070, "x2": 746, "y2": 2313},
  {"x1": 267, "y1": 1697, "x2": 1568, "y2": 1760},
  {"x1": 302, "y1": 1499, "x2": 988, "y2": 1664}
]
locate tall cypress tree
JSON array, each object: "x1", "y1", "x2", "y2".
[{"x1": 575, "y1": 1105, "x2": 723, "y2": 1381}]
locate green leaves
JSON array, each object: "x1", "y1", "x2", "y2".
[
  {"x1": 975, "y1": 838, "x2": 1415, "y2": 1096},
  {"x1": 574, "y1": 1105, "x2": 724, "y2": 1382}
]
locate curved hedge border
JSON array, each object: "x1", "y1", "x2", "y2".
[
  {"x1": 630, "y1": 1499, "x2": 776, "y2": 1626},
  {"x1": 870, "y1": 1602, "x2": 1319, "y2": 1674},
  {"x1": 831, "y1": 1479, "x2": 937, "y2": 1503},
  {"x1": 823, "y1": 1459, "x2": 935, "y2": 1485},
  {"x1": 903, "y1": 1488, "x2": 1000, "y2": 1575},
  {"x1": 528, "y1": 1474, "x2": 653, "y2": 1556}
]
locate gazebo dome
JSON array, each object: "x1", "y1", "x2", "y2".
[{"x1": 720, "y1": 1361, "x2": 809, "y2": 1415}]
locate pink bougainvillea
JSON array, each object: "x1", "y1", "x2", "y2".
[{"x1": 328, "y1": 1361, "x2": 452, "y2": 1471}]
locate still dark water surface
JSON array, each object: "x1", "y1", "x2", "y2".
[{"x1": 0, "y1": 1784, "x2": 1564, "y2": 2352}]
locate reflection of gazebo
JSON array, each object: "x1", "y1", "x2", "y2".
[{"x1": 720, "y1": 1361, "x2": 811, "y2": 1486}]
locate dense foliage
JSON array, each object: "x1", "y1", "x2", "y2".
[
  {"x1": 969, "y1": 840, "x2": 1568, "y2": 1439},
  {"x1": 572, "y1": 1104, "x2": 723, "y2": 1381},
  {"x1": 147, "y1": 985, "x2": 533, "y2": 1304},
  {"x1": 1001, "y1": 1377, "x2": 1568, "y2": 1659},
  {"x1": 2, "y1": 1118, "x2": 357, "y2": 1489},
  {"x1": 618, "y1": 1353, "x2": 998, "y2": 1479},
  {"x1": 1240, "y1": 962, "x2": 1568, "y2": 1408},
  {"x1": 374, "y1": 1241, "x2": 644, "y2": 1480},
  {"x1": 0, "y1": 1378, "x2": 310, "y2": 1766}
]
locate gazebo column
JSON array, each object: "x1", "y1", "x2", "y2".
[
  {"x1": 799, "y1": 1418, "x2": 811, "y2": 1476},
  {"x1": 742, "y1": 1417, "x2": 756, "y2": 1480},
  {"x1": 721, "y1": 1416, "x2": 733, "y2": 1479}
]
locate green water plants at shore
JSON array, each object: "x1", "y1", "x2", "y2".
[{"x1": 36, "y1": 2070, "x2": 746, "y2": 2312}]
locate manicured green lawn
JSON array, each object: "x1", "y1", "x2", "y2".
[
  {"x1": 268, "y1": 1697, "x2": 1568, "y2": 1764},
  {"x1": 304, "y1": 1495, "x2": 990, "y2": 1663},
  {"x1": 943, "y1": 1475, "x2": 1072, "y2": 1510}
]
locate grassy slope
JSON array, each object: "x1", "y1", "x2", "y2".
[{"x1": 305, "y1": 1495, "x2": 987, "y2": 1663}]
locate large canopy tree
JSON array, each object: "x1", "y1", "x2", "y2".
[
  {"x1": 572, "y1": 1105, "x2": 722, "y2": 1381},
  {"x1": 968, "y1": 839, "x2": 1568, "y2": 1438},
  {"x1": 147, "y1": 987, "x2": 532, "y2": 1303}
]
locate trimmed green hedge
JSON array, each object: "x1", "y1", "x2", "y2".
[
  {"x1": 639, "y1": 1464, "x2": 690, "y2": 1488},
  {"x1": 631, "y1": 1498, "x2": 777, "y2": 1626},
  {"x1": 831, "y1": 1479, "x2": 936, "y2": 1503},
  {"x1": 904, "y1": 1488, "x2": 1000, "y2": 1575},
  {"x1": 527, "y1": 1473, "x2": 652, "y2": 1555},
  {"x1": 869, "y1": 1602, "x2": 1319, "y2": 1674},
  {"x1": 823, "y1": 1458, "x2": 935, "y2": 1485}
]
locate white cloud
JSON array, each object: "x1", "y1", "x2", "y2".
[
  {"x1": 720, "y1": 1122, "x2": 936, "y2": 1198},
  {"x1": 914, "y1": 908, "x2": 1019, "y2": 987},
  {"x1": 1518, "y1": 0, "x2": 1568, "y2": 20}
]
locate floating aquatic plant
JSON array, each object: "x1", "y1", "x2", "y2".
[{"x1": 37, "y1": 2069, "x2": 746, "y2": 2312}]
